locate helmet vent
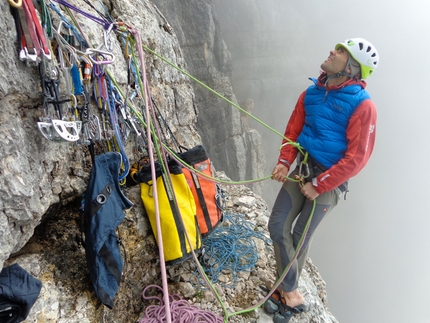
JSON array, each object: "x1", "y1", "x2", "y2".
[{"x1": 336, "y1": 38, "x2": 379, "y2": 78}]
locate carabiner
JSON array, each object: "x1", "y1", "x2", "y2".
[
  {"x1": 296, "y1": 157, "x2": 310, "y2": 188},
  {"x1": 84, "y1": 48, "x2": 116, "y2": 65},
  {"x1": 103, "y1": 24, "x2": 114, "y2": 52},
  {"x1": 8, "y1": 0, "x2": 22, "y2": 8},
  {"x1": 298, "y1": 160, "x2": 310, "y2": 179},
  {"x1": 19, "y1": 47, "x2": 38, "y2": 66}
]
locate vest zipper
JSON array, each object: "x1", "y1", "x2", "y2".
[{"x1": 323, "y1": 90, "x2": 329, "y2": 102}]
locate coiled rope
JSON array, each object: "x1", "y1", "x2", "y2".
[
  {"x1": 191, "y1": 213, "x2": 272, "y2": 289},
  {"x1": 138, "y1": 285, "x2": 224, "y2": 323}
]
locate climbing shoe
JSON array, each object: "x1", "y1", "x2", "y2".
[
  {"x1": 263, "y1": 287, "x2": 309, "y2": 315},
  {"x1": 264, "y1": 289, "x2": 283, "y2": 314},
  {"x1": 273, "y1": 306, "x2": 294, "y2": 323},
  {"x1": 272, "y1": 300, "x2": 309, "y2": 323}
]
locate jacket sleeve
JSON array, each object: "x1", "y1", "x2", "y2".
[
  {"x1": 277, "y1": 91, "x2": 306, "y2": 167},
  {"x1": 313, "y1": 99, "x2": 377, "y2": 193}
]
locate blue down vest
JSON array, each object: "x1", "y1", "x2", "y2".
[{"x1": 297, "y1": 78, "x2": 370, "y2": 169}]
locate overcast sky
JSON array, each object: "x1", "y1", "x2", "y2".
[
  {"x1": 215, "y1": 1, "x2": 430, "y2": 322},
  {"x1": 273, "y1": 1, "x2": 430, "y2": 323}
]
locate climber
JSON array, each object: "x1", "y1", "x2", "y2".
[{"x1": 266, "y1": 38, "x2": 379, "y2": 323}]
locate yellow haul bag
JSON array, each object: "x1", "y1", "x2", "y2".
[{"x1": 137, "y1": 159, "x2": 201, "y2": 265}]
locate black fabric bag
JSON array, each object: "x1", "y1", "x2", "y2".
[{"x1": 0, "y1": 263, "x2": 42, "y2": 323}]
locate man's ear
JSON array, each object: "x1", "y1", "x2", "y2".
[{"x1": 346, "y1": 64, "x2": 351, "y2": 74}]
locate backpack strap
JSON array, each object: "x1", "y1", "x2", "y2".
[{"x1": 190, "y1": 171, "x2": 212, "y2": 232}]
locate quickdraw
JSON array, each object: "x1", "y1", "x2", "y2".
[
  {"x1": 93, "y1": 64, "x2": 113, "y2": 142},
  {"x1": 18, "y1": 0, "x2": 51, "y2": 65},
  {"x1": 37, "y1": 53, "x2": 83, "y2": 142},
  {"x1": 105, "y1": 75, "x2": 130, "y2": 181}
]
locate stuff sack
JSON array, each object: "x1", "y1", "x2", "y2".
[
  {"x1": 83, "y1": 152, "x2": 133, "y2": 308},
  {"x1": 0, "y1": 263, "x2": 42, "y2": 323},
  {"x1": 135, "y1": 159, "x2": 201, "y2": 265},
  {"x1": 179, "y1": 145, "x2": 223, "y2": 236}
]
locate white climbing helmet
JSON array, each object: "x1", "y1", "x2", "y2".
[{"x1": 335, "y1": 38, "x2": 379, "y2": 79}]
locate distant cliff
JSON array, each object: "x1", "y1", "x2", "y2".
[
  {"x1": 212, "y1": 0, "x2": 317, "y2": 206},
  {"x1": 151, "y1": 0, "x2": 266, "y2": 194}
]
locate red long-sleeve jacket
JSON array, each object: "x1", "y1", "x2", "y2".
[{"x1": 277, "y1": 77, "x2": 377, "y2": 194}]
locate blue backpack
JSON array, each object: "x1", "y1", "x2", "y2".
[{"x1": 83, "y1": 152, "x2": 133, "y2": 308}]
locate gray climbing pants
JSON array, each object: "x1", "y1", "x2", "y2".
[{"x1": 268, "y1": 167, "x2": 340, "y2": 292}]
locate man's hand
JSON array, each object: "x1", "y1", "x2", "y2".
[
  {"x1": 271, "y1": 164, "x2": 289, "y2": 183},
  {"x1": 300, "y1": 182, "x2": 319, "y2": 201}
]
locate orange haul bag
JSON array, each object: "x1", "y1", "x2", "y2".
[{"x1": 179, "y1": 145, "x2": 223, "y2": 236}]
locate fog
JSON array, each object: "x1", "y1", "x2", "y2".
[{"x1": 213, "y1": 1, "x2": 430, "y2": 322}]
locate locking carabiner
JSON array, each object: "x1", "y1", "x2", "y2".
[{"x1": 295, "y1": 152, "x2": 310, "y2": 186}]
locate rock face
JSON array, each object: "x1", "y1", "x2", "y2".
[
  {"x1": 0, "y1": 0, "x2": 200, "y2": 270},
  {"x1": 0, "y1": 0, "x2": 337, "y2": 322}
]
